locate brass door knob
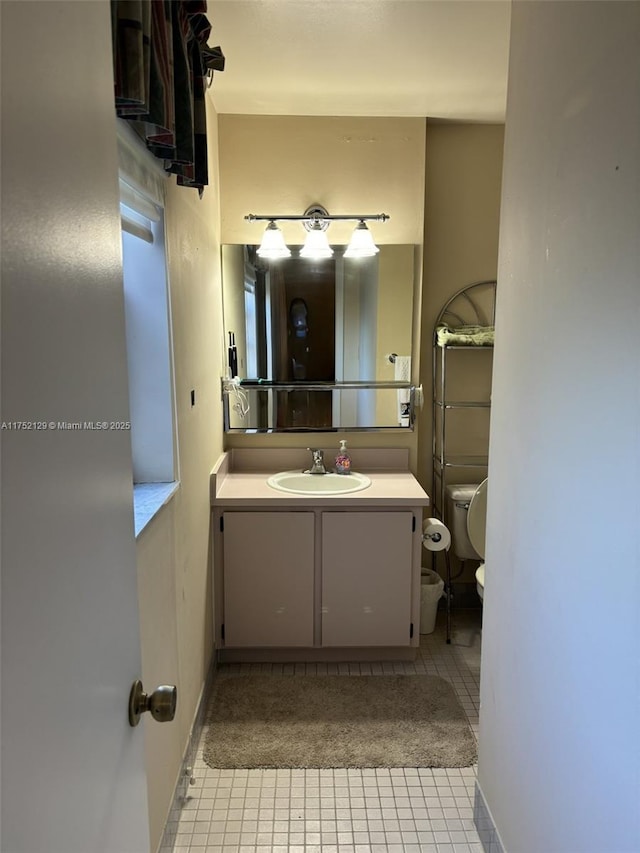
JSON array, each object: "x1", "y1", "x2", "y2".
[{"x1": 129, "y1": 680, "x2": 177, "y2": 727}]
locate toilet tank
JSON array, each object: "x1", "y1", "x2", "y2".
[{"x1": 445, "y1": 484, "x2": 482, "y2": 560}]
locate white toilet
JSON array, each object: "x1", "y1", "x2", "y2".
[{"x1": 445, "y1": 479, "x2": 488, "y2": 601}]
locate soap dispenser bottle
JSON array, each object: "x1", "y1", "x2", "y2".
[{"x1": 335, "y1": 439, "x2": 352, "y2": 475}]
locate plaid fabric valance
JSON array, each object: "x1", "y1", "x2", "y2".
[{"x1": 112, "y1": 0, "x2": 225, "y2": 195}]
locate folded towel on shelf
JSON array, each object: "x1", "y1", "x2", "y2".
[{"x1": 436, "y1": 324, "x2": 495, "y2": 347}]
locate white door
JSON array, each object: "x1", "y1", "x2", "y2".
[{"x1": 1, "y1": 2, "x2": 150, "y2": 851}]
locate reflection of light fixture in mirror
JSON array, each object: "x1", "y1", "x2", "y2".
[
  {"x1": 245, "y1": 205, "x2": 389, "y2": 259},
  {"x1": 256, "y1": 220, "x2": 291, "y2": 259},
  {"x1": 344, "y1": 220, "x2": 380, "y2": 258}
]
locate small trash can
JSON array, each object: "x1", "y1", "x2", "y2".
[{"x1": 420, "y1": 568, "x2": 445, "y2": 634}]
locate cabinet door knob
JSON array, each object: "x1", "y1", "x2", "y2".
[{"x1": 128, "y1": 679, "x2": 177, "y2": 727}]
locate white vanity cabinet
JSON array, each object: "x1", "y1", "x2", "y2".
[
  {"x1": 321, "y1": 512, "x2": 414, "y2": 647},
  {"x1": 222, "y1": 511, "x2": 315, "y2": 647},
  {"x1": 218, "y1": 508, "x2": 420, "y2": 656},
  {"x1": 212, "y1": 448, "x2": 430, "y2": 661}
]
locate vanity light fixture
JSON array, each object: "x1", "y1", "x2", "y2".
[
  {"x1": 344, "y1": 220, "x2": 380, "y2": 258},
  {"x1": 256, "y1": 220, "x2": 291, "y2": 259},
  {"x1": 300, "y1": 220, "x2": 333, "y2": 259},
  {"x1": 245, "y1": 205, "x2": 389, "y2": 261}
]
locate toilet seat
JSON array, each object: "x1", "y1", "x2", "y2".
[
  {"x1": 475, "y1": 564, "x2": 485, "y2": 601},
  {"x1": 467, "y1": 478, "x2": 488, "y2": 600}
]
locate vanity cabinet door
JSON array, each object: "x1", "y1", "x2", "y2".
[
  {"x1": 321, "y1": 511, "x2": 414, "y2": 647},
  {"x1": 222, "y1": 511, "x2": 315, "y2": 647}
]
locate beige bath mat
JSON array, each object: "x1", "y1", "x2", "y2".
[{"x1": 203, "y1": 674, "x2": 477, "y2": 769}]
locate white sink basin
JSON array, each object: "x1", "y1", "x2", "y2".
[{"x1": 267, "y1": 470, "x2": 371, "y2": 496}]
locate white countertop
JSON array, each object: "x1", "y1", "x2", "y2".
[{"x1": 211, "y1": 450, "x2": 430, "y2": 508}]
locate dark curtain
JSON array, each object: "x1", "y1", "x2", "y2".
[{"x1": 112, "y1": 0, "x2": 224, "y2": 195}]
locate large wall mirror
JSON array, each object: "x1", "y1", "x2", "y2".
[{"x1": 221, "y1": 244, "x2": 416, "y2": 431}]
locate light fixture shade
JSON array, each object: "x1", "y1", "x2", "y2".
[
  {"x1": 300, "y1": 224, "x2": 334, "y2": 259},
  {"x1": 257, "y1": 221, "x2": 291, "y2": 259},
  {"x1": 344, "y1": 221, "x2": 380, "y2": 258}
]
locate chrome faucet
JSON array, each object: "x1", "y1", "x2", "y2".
[{"x1": 305, "y1": 448, "x2": 328, "y2": 474}]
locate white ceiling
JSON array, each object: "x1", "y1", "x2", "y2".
[{"x1": 207, "y1": 0, "x2": 511, "y2": 121}]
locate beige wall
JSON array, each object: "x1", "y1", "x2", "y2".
[
  {"x1": 219, "y1": 115, "x2": 425, "y2": 246},
  {"x1": 417, "y1": 123, "x2": 504, "y2": 490},
  {"x1": 218, "y1": 115, "x2": 426, "y2": 470},
  {"x1": 416, "y1": 122, "x2": 503, "y2": 586},
  {"x1": 135, "y1": 95, "x2": 226, "y2": 852}
]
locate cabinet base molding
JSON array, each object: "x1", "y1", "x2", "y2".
[{"x1": 218, "y1": 646, "x2": 418, "y2": 664}]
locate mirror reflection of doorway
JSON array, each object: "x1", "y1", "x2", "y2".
[
  {"x1": 223, "y1": 244, "x2": 414, "y2": 430},
  {"x1": 271, "y1": 258, "x2": 335, "y2": 428}
]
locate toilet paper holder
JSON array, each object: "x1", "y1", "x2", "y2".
[
  {"x1": 424, "y1": 530, "x2": 443, "y2": 543},
  {"x1": 421, "y1": 518, "x2": 451, "y2": 552}
]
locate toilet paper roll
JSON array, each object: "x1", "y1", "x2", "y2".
[{"x1": 421, "y1": 518, "x2": 451, "y2": 552}]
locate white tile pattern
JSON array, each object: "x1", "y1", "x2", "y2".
[{"x1": 161, "y1": 610, "x2": 483, "y2": 853}]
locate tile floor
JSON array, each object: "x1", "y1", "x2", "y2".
[{"x1": 162, "y1": 609, "x2": 483, "y2": 853}]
